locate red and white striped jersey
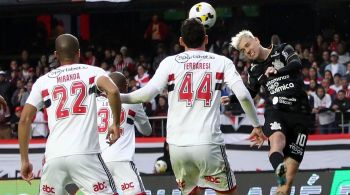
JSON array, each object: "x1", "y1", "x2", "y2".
[
  {"x1": 96, "y1": 96, "x2": 152, "y2": 162},
  {"x1": 148, "y1": 50, "x2": 243, "y2": 146},
  {"x1": 26, "y1": 64, "x2": 107, "y2": 161}
]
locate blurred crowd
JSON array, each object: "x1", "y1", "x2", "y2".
[{"x1": 0, "y1": 15, "x2": 350, "y2": 139}]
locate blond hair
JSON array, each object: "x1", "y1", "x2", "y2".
[{"x1": 231, "y1": 30, "x2": 254, "y2": 49}]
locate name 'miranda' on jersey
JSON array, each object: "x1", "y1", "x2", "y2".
[{"x1": 57, "y1": 73, "x2": 81, "y2": 83}]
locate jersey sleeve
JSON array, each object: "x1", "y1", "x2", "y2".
[
  {"x1": 26, "y1": 77, "x2": 44, "y2": 110},
  {"x1": 223, "y1": 58, "x2": 242, "y2": 87},
  {"x1": 224, "y1": 58, "x2": 260, "y2": 127},
  {"x1": 277, "y1": 44, "x2": 302, "y2": 74},
  {"x1": 94, "y1": 67, "x2": 108, "y2": 92},
  {"x1": 133, "y1": 104, "x2": 152, "y2": 136},
  {"x1": 146, "y1": 58, "x2": 169, "y2": 91},
  {"x1": 120, "y1": 57, "x2": 170, "y2": 103}
]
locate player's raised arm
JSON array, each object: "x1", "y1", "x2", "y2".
[
  {"x1": 224, "y1": 59, "x2": 265, "y2": 147},
  {"x1": 121, "y1": 58, "x2": 169, "y2": 104},
  {"x1": 97, "y1": 75, "x2": 121, "y2": 144},
  {"x1": 275, "y1": 44, "x2": 302, "y2": 74}
]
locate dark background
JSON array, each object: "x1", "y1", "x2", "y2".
[{"x1": 0, "y1": 0, "x2": 349, "y2": 59}]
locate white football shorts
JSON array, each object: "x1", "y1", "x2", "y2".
[
  {"x1": 169, "y1": 144, "x2": 237, "y2": 195},
  {"x1": 106, "y1": 161, "x2": 146, "y2": 195},
  {"x1": 39, "y1": 153, "x2": 117, "y2": 195}
]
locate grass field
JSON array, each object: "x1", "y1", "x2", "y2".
[
  {"x1": 0, "y1": 180, "x2": 84, "y2": 195},
  {"x1": 0, "y1": 180, "x2": 40, "y2": 195}
]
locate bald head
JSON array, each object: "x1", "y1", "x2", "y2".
[
  {"x1": 109, "y1": 72, "x2": 127, "y2": 93},
  {"x1": 55, "y1": 34, "x2": 80, "y2": 64}
]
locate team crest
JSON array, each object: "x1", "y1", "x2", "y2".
[{"x1": 272, "y1": 59, "x2": 284, "y2": 70}]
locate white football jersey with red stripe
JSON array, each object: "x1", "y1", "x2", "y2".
[
  {"x1": 96, "y1": 96, "x2": 151, "y2": 162},
  {"x1": 26, "y1": 64, "x2": 107, "y2": 161},
  {"x1": 146, "y1": 50, "x2": 242, "y2": 146}
]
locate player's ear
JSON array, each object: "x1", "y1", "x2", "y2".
[
  {"x1": 179, "y1": 37, "x2": 186, "y2": 47},
  {"x1": 77, "y1": 49, "x2": 81, "y2": 58},
  {"x1": 204, "y1": 35, "x2": 209, "y2": 45},
  {"x1": 54, "y1": 51, "x2": 58, "y2": 58}
]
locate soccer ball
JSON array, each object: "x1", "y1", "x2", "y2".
[
  {"x1": 189, "y1": 2, "x2": 217, "y2": 29},
  {"x1": 154, "y1": 160, "x2": 168, "y2": 173}
]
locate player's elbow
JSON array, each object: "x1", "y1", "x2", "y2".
[
  {"x1": 144, "y1": 127, "x2": 152, "y2": 136},
  {"x1": 138, "y1": 122, "x2": 152, "y2": 136},
  {"x1": 106, "y1": 86, "x2": 120, "y2": 96},
  {"x1": 142, "y1": 123, "x2": 153, "y2": 136},
  {"x1": 235, "y1": 88, "x2": 251, "y2": 102},
  {"x1": 19, "y1": 115, "x2": 32, "y2": 128}
]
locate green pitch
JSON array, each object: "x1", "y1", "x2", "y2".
[
  {"x1": 0, "y1": 180, "x2": 84, "y2": 195},
  {"x1": 0, "y1": 180, "x2": 40, "y2": 195}
]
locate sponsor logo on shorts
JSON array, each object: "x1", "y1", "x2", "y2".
[
  {"x1": 121, "y1": 182, "x2": 134, "y2": 191},
  {"x1": 289, "y1": 143, "x2": 304, "y2": 156},
  {"x1": 204, "y1": 176, "x2": 220, "y2": 184},
  {"x1": 93, "y1": 182, "x2": 107, "y2": 192},
  {"x1": 270, "y1": 122, "x2": 281, "y2": 130},
  {"x1": 42, "y1": 184, "x2": 55, "y2": 193}
]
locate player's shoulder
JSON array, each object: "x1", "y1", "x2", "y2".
[
  {"x1": 75, "y1": 63, "x2": 105, "y2": 73},
  {"x1": 275, "y1": 43, "x2": 293, "y2": 52},
  {"x1": 171, "y1": 50, "x2": 227, "y2": 62},
  {"x1": 207, "y1": 51, "x2": 233, "y2": 65}
]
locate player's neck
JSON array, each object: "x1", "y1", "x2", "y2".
[
  {"x1": 60, "y1": 60, "x2": 77, "y2": 66},
  {"x1": 258, "y1": 47, "x2": 271, "y2": 61},
  {"x1": 186, "y1": 46, "x2": 205, "y2": 51}
]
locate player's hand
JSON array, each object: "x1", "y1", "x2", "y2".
[
  {"x1": 248, "y1": 127, "x2": 267, "y2": 148},
  {"x1": 106, "y1": 124, "x2": 122, "y2": 145},
  {"x1": 264, "y1": 67, "x2": 278, "y2": 77},
  {"x1": 221, "y1": 96, "x2": 230, "y2": 105},
  {"x1": 21, "y1": 161, "x2": 34, "y2": 185}
]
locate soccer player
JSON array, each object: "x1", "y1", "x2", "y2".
[
  {"x1": 121, "y1": 18, "x2": 265, "y2": 195},
  {"x1": 18, "y1": 34, "x2": 121, "y2": 194},
  {"x1": 97, "y1": 72, "x2": 152, "y2": 195},
  {"x1": 227, "y1": 30, "x2": 311, "y2": 195}
]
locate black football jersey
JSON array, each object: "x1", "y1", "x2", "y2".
[{"x1": 247, "y1": 43, "x2": 310, "y2": 113}]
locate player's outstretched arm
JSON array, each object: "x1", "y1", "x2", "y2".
[
  {"x1": 121, "y1": 84, "x2": 160, "y2": 104},
  {"x1": 230, "y1": 80, "x2": 260, "y2": 127},
  {"x1": 18, "y1": 103, "x2": 37, "y2": 184},
  {"x1": 122, "y1": 58, "x2": 169, "y2": 104},
  {"x1": 97, "y1": 75, "x2": 121, "y2": 144}
]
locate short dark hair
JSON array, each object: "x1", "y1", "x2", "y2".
[
  {"x1": 55, "y1": 34, "x2": 79, "y2": 62},
  {"x1": 181, "y1": 18, "x2": 206, "y2": 48}
]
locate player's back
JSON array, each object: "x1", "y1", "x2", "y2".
[
  {"x1": 164, "y1": 50, "x2": 239, "y2": 146},
  {"x1": 97, "y1": 96, "x2": 150, "y2": 162},
  {"x1": 30, "y1": 64, "x2": 106, "y2": 161}
]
